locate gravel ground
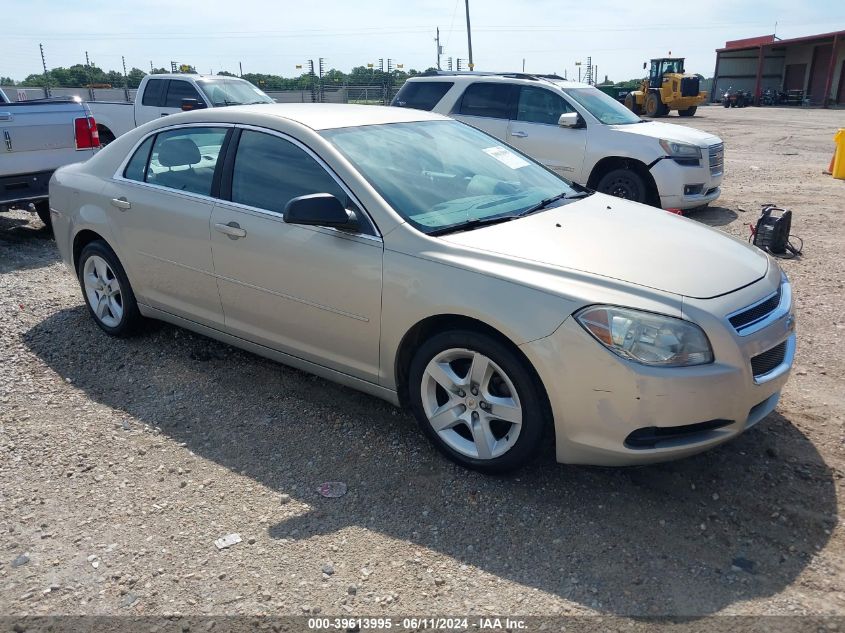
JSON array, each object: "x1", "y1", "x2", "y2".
[{"x1": 1, "y1": 105, "x2": 844, "y2": 620}]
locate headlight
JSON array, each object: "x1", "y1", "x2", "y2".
[
  {"x1": 575, "y1": 306, "x2": 713, "y2": 367},
  {"x1": 659, "y1": 139, "x2": 702, "y2": 159}
]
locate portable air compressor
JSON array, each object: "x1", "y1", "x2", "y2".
[{"x1": 751, "y1": 204, "x2": 802, "y2": 257}]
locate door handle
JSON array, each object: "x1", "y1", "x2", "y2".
[
  {"x1": 160, "y1": 113, "x2": 169, "y2": 117},
  {"x1": 111, "y1": 197, "x2": 131, "y2": 210},
  {"x1": 214, "y1": 221, "x2": 247, "y2": 239},
  {"x1": 510, "y1": 130, "x2": 527, "y2": 138}
]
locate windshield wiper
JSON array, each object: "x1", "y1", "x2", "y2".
[
  {"x1": 518, "y1": 190, "x2": 592, "y2": 217},
  {"x1": 427, "y1": 214, "x2": 520, "y2": 237}
]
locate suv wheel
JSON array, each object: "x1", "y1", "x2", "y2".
[
  {"x1": 596, "y1": 168, "x2": 647, "y2": 203},
  {"x1": 408, "y1": 330, "x2": 547, "y2": 474}
]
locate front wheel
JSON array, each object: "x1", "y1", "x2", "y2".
[
  {"x1": 408, "y1": 330, "x2": 548, "y2": 474},
  {"x1": 77, "y1": 240, "x2": 143, "y2": 337},
  {"x1": 596, "y1": 168, "x2": 647, "y2": 203}
]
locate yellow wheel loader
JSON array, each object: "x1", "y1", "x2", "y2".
[{"x1": 624, "y1": 58, "x2": 707, "y2": 118}]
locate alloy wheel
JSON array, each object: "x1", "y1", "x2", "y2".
[
  {"x1": 82, "y1": 255, "x2": 124, "y2": 328},
  {"x1": 420, "y1": 348, "x2": 523, "y2": 460}
]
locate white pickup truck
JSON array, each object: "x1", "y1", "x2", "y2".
[
  {"x1": 89, "y1": 74, "x2": 274, "y2": 144},
  {"x1": 1, "y1": 90, "x2": 99, "y2": 227}
]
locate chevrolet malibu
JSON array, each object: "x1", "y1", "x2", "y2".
[{"x1": 49, "y1": 104, "x2": 796, "y2": 473}]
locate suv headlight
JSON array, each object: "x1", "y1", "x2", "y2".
[
  {"x1": 659, "y1": 139, "x2": 702, "y2": 160},
  {"x1": 575, "y1": 306, "x2": 713, "y2": 367}
]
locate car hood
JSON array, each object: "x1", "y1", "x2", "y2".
[
  {"x1": 440, "y1": 194, "x2": 768, "y2": 300},
  {"x1": 609, "y1": 120, "x2": 721, "y2": 147}
]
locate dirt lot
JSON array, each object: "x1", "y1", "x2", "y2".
[{"x1": 1, "y1": 105, "x2": 844, "y2": 621}]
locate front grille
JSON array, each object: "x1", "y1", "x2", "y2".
[
  {"x1": 751, "y1": 341, "x2": 787, "y2": 378},
  {"x1": 729, "y1": 286, "x2": 781, "y2": 331},
  {"x1": 709, "y1": 143, "x2": 724, "y2": 176},
  {"x1": 681, "y1": 76, "x2": 700, "y2": 97}
]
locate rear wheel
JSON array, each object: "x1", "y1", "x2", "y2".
[
  {"x1": 408, "y1": 330, "x2": 547, "y2": 474},
  {"x1": 678, "y1": 106, "x2": 697, "y2": 117},
  {"x1": 77, "y1": 240, "x2": 143, "y2": 337},
  {"x1": 98, "y1": 126, "x2": 116, "y2": 147},
  {"x1": 34, "y1": 200, "x2": 52, "y2": 231},
  {"x1": 596, "y1": 168, "x2": 647, "y2": 203}
]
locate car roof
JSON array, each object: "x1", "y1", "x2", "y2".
[
  {"x1": 405, "y1": 72, "x2": 592, "y2": 90},
  {"x1": 165, "y1": 103, "x2": 449, "y2": 131}
]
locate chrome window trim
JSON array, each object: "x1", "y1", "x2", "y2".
[
  {"x1": 726, "y1": 276, "x2": 792, "y2": 337},
  {"x1": 111, "y1": 122, "x2": 381, "y2": 240},
  {"x1": 753, "y1": 333, "x2": 796, "y2": 385}
]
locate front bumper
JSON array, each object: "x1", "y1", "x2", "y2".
[
  {"x1": 650, "y1": 156, "x2": 723, "y2": 210},
  {"x1": 520, "y1": 271, "x2": 795, "y2": 466}
]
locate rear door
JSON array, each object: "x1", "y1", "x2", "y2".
[
  {"x1": 506, "y1": 86, "x2": 587, "y2": 179},
  {"x1": 209, "y1": 127, "x2": 383, "y2": 382},
  {"x1": 134, "y1": 78, "x2": 168, "y2": 125},
  {"x1": 451, "y1": 82, "x2": 516, "y2": 141}
]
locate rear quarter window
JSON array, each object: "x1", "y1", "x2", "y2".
[
  {"x1": 456, "y1": 82, "x2": 516, "y2": 119},
  {"x1": 392, "y1": 81, "x2": 454, "y2": 111}
]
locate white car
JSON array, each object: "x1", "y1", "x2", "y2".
[
  {"x1": 50, "y1": 104, "x2": 793, "y2": 473},
  {"x1": 392, "y1": 72, "x2": 724, "y2": 210}
]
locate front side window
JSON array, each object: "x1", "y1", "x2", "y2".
[
  {"x1": 163, "y1": 81, "x2": 203, "y2": 108},
  {"x1": 516, "y1": 86, "x2": 574, "y2": 124},
  {"x1": 323, "y1": 120, "x2": 579, "y2": 234},
  {"x1": 145, "y1": 127, "x2": 228, "y2": 195},
  {"x1": 231, "y1": 130, "x2": 346, "y2": 215},
  {"x1": 456, "y1": 83, "x2": 515, "y2": 119},
  {"x1": 392, "y1": 81, "x2": 453, "y2": 111},
  {"x1": 563, "y1": 87, "x2": 642, "y2": 125}
]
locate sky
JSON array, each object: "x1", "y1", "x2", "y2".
[{"x1": 4, "y1": 0, "x2": 845, "y2": 83}]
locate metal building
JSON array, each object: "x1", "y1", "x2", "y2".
[{"x1": 711, "y1": 30, "x2": 845, "y2": 106}]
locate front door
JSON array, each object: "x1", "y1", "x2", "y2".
[
  {"x1": 507, "y1": 86, "x2": 587, "y2": 181},
  {"x1": 209, "y1": 129, "x2": 383, "y2": 382},
  {"x1": 105, "y1": 125, "x2": 230, "y2": 327}
]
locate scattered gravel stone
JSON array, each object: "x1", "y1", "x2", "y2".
[
  {"x1": 321, "y1": 563, "x2": 335, "y2": 576},
  {"x1": 12, "y1": 553, "x2": 30, "y2": 568}
]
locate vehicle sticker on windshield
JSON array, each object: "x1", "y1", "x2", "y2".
[{"x1": 483, "y1": 146, "x2": 530, "y2": 169}]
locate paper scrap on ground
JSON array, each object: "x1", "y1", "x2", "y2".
[{"x1": 214, "y1": 533, "x2": 242, "y2": 549}]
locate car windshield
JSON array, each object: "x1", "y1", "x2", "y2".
[
  {"x1": 322, "y1": 120, "x2": 580, "y2": 235},
  {"x1": 195, "y1": 78, "x2": 274, "y2": 106},
  {"x1": 563, "y1": 87, "x2": 642, "y2": 125}
]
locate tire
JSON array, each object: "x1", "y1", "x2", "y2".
[
  {"x1": 596, "y1": 168, "x2": 647, "y2": 203},
  {"x1": 34, "y1": 200, "x2": 52, "y2": 231},
  {"x1": 644, "y1": 92, "x2": 662, "y2": 117},
  {"x1": 98, "y1": 127, "x2": 116, "y2": 147},
  {"x1": 723, "y1": 100, "x2": 730, "y2": 108},
  {"x1": 624, "y1": 93, "x2": 641, "y2": 115},
  {"x1": 408, "y1": 329, "x2": 547, "y2": 474},
  {"x1": 678, "y1": 106, "x2": 697, "y2": 117},
  {"x1": 77, "y1": 240, "x2": 143, "y2": 337}
]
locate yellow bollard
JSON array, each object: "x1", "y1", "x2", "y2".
[{"x1": 833, "y1": 129, "x2": 845, "y2": 180}]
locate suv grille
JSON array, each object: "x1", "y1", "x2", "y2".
[
  {"x1": 709, "y1": 143, "x2": 724, "y2": 176},
  {"x1": 751, "y1": 341, "x2": 787, "y2": 378},
  {"x1": 729, "y1": 286, "x2": 781, "y2": 332}
]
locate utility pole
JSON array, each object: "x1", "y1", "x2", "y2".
[
  {"x1": 435, "y1": 27, "x2": 442, "y2": 70},
  {"x1": 239, "y1": 61, "x2": 243, "y2": 77},
  {"x1": 522, "y1": 58, "x2": 525, "y2": 72},
  {"x1": 40, "y1": 43, "x2": 50, "y2": 98},
  {"x1": 150, "y1": 61, "x2": 154, "y2": 73},
  {"x1": 447, "y1": 57, "x2": 453, "y2": 71},
  {"x1": 85, "y1": 51, "x2": 94, "y2": 100},
  {"x1": 122, "y1": 55, "x2": 129, "y2": 101},
  {"x1": 464, "y1": 0, "x2": 474, "y2": 70}
]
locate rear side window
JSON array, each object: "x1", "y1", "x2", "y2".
[
  {"x1": 392, "y1": 81, "x2": 453, "y2": 111},
  {"x1": 163, "y1": 81, "x2": 203, "y2": 108},
  {"x1": 145, "y1": 127, "x2": 228, "y2": 195},
  {"x1": 231, "y1": 130, "x2": 346, "y2": 214},
  {"x1": 141, "y1": 79, "x2": 166, "y2": 106},
  {"x1": 457, "y1": 83, "x2": 516, "y2": 119},
  {"x1": 123, "y1": 136, "x2": 155, "y2": 182}
]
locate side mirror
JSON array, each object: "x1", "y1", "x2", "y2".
[
  {"x1": 181, "y1": 98, "x2": 206, "y2": 111},
  {"x1": 283, "y1": 193, "x2": 359, "y2": 232},
  {"x1": 558, "y1": 112, "x2": 581, "y2": 128}
]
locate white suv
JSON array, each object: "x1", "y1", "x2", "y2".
[{"x1": 392, "y1": 72, "x2": 724, "y2": 210}]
